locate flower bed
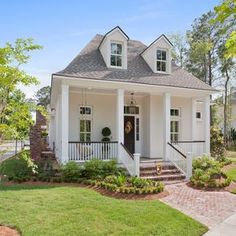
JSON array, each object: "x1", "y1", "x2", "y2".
[{"x1": 1, "y1": 158, "x2": 164, "y2": 195}]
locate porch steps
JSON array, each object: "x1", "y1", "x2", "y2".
[{"x1": 139, "y1": 160, "x2": 186, "y2": 184}]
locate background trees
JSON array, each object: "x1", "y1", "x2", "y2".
[{"x1": 0, "y1": 38, "x2": 42, "y2": 141}]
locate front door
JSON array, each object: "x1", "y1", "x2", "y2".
[{"x1": 124, "y1": 116, "x2": 135, "y2": 154}]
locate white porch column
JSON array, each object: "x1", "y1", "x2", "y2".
[
  {"x1": 204, "y1": 96, "x2": 210, "y2": 155},
  {"x1": 163, "y1": 93, "x2": 171, "y2": 161},
  {"x1": 117, "y1": 89, "x2": 124, "y2": 162},
  {"x1": 191, "y1": 99, "x2": 196, "y2": 154},
  {"x1": 61, "y1": 84, "x2": 69, "y2": 163}
]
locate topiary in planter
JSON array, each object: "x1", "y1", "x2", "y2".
[{"x1": 101, "y1": 127, "x2": 111, "y2": 142}]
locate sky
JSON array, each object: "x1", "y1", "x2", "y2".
[{"x1": 0, "y1": 0, "x2": 221, "y2": 98}]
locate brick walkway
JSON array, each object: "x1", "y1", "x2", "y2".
[{"x1": 161, "y1": 183, "x2": 236, "y2": 228}]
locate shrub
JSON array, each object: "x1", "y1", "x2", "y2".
[
  {"x1": 210, "y1": 126, "x2": 226, "y2": 158},
  {"x1": 61, "y1": 161, "x2": 82, "y2": 182},
  {"x1": 82, "y1": 159, "x2": 119, "y2": 179},
  {"x1": 0, "y1": 151, "x2": 37, "y2": 182},
  {"x1": 191, "y1": 156, "x2": 231, "y2": 188},
  {"x1": 130, "y1": 177, "x2": 150, "y2": 188}
]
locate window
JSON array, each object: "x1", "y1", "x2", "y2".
[
  {"x1": 80, "y1": 120, "x2": 91, "y2": 142},
  {"x1": 196, "y1": 112, "x2": 202, "y2": 120},
  {"x1": 124, "y1": 106, "x2": 139, "y2": 114},
  {"x1": 170, "y1": 108, "x2": 180, "y2": 117},
  {"x1": 79, "y1": 106, "x2": 92, "y2": 141},
  {"x1": 80, "y1": 106, "x2": 92, "y2": 115},
  {"x1": 136, "y1": 118, "x2": 140, "y2": 141},
  {"x1": 110, "y1": 42, "x2": 122, "y2": 67},
  {"x1": 156, "y1": 49, "x2": 167, "y2": 72},
  {"x1": 170, "y1": 121, "x2": 179, "y2": 142}
]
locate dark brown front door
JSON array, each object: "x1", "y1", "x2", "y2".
[{"x1": 124, "y1": 116, "x2": 135, "y2": 154}]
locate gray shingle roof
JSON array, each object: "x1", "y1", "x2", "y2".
[{"x1": 55, "y1": 34, "x2": 215, "y2": 91}]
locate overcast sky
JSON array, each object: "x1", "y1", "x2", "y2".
[{"x1": 1, "y1": 0, "x2": 221, "y2": 98}]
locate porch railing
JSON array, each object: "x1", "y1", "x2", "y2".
[
  {"x1": 167, "y1": 142, "x2": 187, "y2": 175},
  {"x1": 120, "y1": 143, "x2": 139, "y2": 177},
  {"x1": 68, "y1": 141, "x2": 118, "y2": 162},
  {"x1": 172, "y1": 140, "x2": 205, "y2": 158}
]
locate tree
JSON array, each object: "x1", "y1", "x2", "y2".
[
  {"x1": 35, "y1": 86, "x2": 51, "y2": 108},
  {"x1": 0, "y1": 38, "x2": 42, "y2": 140},
  {"x1": 168, "y1": 33, "x2": 187, "y2": 67},
  {"x1": 213, "y1": 0, "x2": 236, "y2": 58},
  {"x1": 218, "y1": 44, "x2": 235, "y2": 144},
  {"x1": 185, "y1": 11, "x2": 222, "y2": 86}
]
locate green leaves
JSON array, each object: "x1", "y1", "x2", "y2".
[{"x1": 0, "y1": 38, "x2": 42, "y2": 140}]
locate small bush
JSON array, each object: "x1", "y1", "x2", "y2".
[
  {"x1": 191, "y1": 156, "x2": 231, "y2": 188},
  {"x1": 61, "y1": 161, "x2": 82, "y2": 182},
  {"x1": 82, "y1": 159, "x2": 119, "y2": 179},
  {"x1": 0, "y1": 151, "x2": 37, "y2": 182},
  {"x1": 130, "y1": 177, "x2": 150, "y2": 188},
  {"x1": 210, "y1": 126, "x2": 226, "y2": 158}
]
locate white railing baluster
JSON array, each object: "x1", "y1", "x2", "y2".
[{"x1": 68, "y1": 142, "x2": 118, "y2": 162}]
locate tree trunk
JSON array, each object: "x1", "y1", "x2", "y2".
[
  {"x1": 224, "y1": 66, "x2": 230, "y2": 146},
  {"x1": 208, "y1": 51, "x2": 213, "y2": 126}
]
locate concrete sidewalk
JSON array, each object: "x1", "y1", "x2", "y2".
[{"x1": 204, "y1": 213, "x2": 236, "y2": 236}]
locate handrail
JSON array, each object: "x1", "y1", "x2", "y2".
[
  {"x1": 167, "y1": 142, "x2": 186, "y2": 159},
  {"x1": 172, "y1": 140, "x2": 205, "y2": 144},
  {"x1": 69, "y1": 141, "x2": 118, "y2": 144},
  {"x1": 120, "y1": 142, "x2": 134, "y2": 160}
]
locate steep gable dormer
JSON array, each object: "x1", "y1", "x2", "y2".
[
  {"x1": 141, "y1": 35, "x2": 173, "y2": 74},
  {"x1": 99, "y1": 26, "x2": 129, "y2": 69}
]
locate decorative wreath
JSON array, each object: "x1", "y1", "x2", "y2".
[{"x1": 124, "y1": 121, "x2": 133, "y2": 134}]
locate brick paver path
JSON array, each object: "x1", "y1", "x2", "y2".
[{"x1": 161, "y1": 183, "x2": 236, "y2": 228}]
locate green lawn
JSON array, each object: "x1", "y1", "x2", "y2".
[
  {"x1": 226, "y1": 167, "x2": 236, "y2": 182},
  {"x1": 225, "y1": 151, "x2": 236, "y2": 182},
  {"x1": 0, "y1": 184, "x2": 207, "y2": 236}
]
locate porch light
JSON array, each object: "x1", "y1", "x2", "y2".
[{"x1": 128, "y1": 93, "x2": 137, "y2": 114}]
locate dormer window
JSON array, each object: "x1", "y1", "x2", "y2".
[
  {"x1": 156, "y1": 49, "x2": 167, "y2": 72},
  {"x1": 110, "y1": 42, "x2": 122, "y2": 67}
]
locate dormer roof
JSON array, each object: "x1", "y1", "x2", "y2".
[
  {"x1": 98, "y1": 26, "x2": 129, "y2": 49},
  {"x1": 141, "y1": 34, "x2": 173, "y2": 55}
]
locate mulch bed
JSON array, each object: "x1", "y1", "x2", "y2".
[
  {"x1": 2, "y1": 181, "x2": 169, "y2": 200},
  {"x1": 0, "y1": 225, "x2": 21, "y2": 236}
]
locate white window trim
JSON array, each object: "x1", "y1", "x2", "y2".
[
  {"x1": 79, "y1": 105, "x2": 93, "y2": 141},
  {"x1": 196, "y1": 111, "x2": 202, "y2": 121},
  {"x1": 110, "y1": 41, "x2": 123, "y2": 68},
  {"x1": 170, "y1": 120, "x2": 181, "y2": 142},
  {"x1": 156, "y1": 48, "x2": 167, "y2": 73},
  {"x1": 170, "y1": 108, "x2": 181, "y2": 142},
  {"x1": 170, "y1": 108, "x2": 181, "y2": 118}
]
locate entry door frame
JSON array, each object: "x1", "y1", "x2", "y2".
[{"x1": 124, "y1": 105, "x2": 141, "y2": 154}]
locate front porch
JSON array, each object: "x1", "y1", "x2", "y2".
[{"x1": 49, "y1": 77, "x2": 211, "y2": 178}]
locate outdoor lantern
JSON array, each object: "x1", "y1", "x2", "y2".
[{"x1": 128, "y1": 92, "x2": 137, "y2": 114}]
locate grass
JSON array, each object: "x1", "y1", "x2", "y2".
[
  {"x1": 0, "y1": 184, "x2": 207, "y2": 236},
  {"x1": 226, "y1": 151, "x2": 236, "y2": 163}
]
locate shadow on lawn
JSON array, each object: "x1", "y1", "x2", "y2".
[{"x1": 0, "y1": 183, "x2": 62, "y2": 191}]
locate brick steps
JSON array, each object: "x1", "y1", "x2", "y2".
[
  {"x1": 140, "y1": 160, "x2": 186, "y2": 183},
  {"x1": 140, "y1": 169, "x2": 181, "y2": 177}
]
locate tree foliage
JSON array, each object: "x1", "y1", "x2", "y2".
[
  {"x1": 0, "y1": 38, "x2": 42, "y2": 140},
  {"x1": 213, "y1": 0, "x2": 236, "y2": 58},
  {"x1": 35, "y1": 86, "x2": 51, "y2": 108}
]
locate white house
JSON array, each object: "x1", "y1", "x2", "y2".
[{"x1": 49, "y1": 26, "x2": 216, "y2": 179}]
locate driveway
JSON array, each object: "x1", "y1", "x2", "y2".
[
  {"x1": 0, "y1": 141, "x2": 23, "y2": 162},
  {"x1": 161, "y1": 183, "x2": 236, "y2": 228}
]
